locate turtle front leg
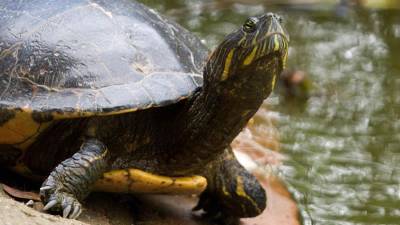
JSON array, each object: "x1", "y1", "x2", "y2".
[
  {"x1": 40, "y1": 139, "x2": 109, "y2": 219},
  {"x1": 195, "y1": 148, "x2": 266, "y2": 225}
]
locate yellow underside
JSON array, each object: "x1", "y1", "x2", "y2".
[
  {"x1": 0, "y1": 109, "x2": 51, "y2": 149},
  {"x1": 0, "y1": 107, "x2": 143, "y2": 150},
  {"x1": 94, "y1": 169, "x2": 207, "y2": 195},
  {"x1": 12, "y1": 165, "x2": 207, "y2": 195}
]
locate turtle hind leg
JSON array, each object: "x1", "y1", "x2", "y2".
[
  {"x1": 40, "y1": 139, "x2": 109, "y2": 219},
  {"x1": 194, "y1": 149, "x2": 266, "y2": 225}
]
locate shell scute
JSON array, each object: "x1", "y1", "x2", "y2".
[{"x1": 0, "y1": 0, "x2": 207, "y2": 144}]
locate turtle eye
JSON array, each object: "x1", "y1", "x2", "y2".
[{"x1": 243, "y1": 17, "x2": 258, "y2": 33}]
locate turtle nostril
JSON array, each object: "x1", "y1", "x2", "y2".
[{"x1": 277, "y1": 16, "x2": 283, "y2": 23}]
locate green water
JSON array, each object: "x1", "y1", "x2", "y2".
[{"x1": 138, "y1": 1, "x2": 400, "y2": 224}]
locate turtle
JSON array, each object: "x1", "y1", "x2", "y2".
[{"x1": 0, "y1": 0, "x2": 289, "y2": 223}]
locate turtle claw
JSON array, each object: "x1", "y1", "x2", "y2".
[
  {"x1": 40, "y1": 186, "x2": 52, "y2": 191},
  {"x1": 70, "y1": 204, "x2": 82, "y2": 219},
  {"x1": 40, "y1": 183, "x2": 83, "y2": 219},
  {"x1": 63, "y1": 205, "x2": 72, "y2": 218},
  {"x1": 43, "y1": 199, "x2": 57, "y2": 211},
  {"x1": 61, "y1": 196, "x2": 82, "y2": 219}
]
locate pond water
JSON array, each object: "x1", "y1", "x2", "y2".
[{"x1": 138, "y1": 1, "x2": 400, "y2": 224}]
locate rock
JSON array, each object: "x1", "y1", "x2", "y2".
[
  {"x1": 0, "y1": 170, "x2": 299, "y2": 225},
  {"x1": 0, "y1": 186, "x2": 87, "y2": 225}
]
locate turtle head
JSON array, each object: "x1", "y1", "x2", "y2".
[{"x1": 204, "y1": 13, "x2": 289, "y2": 99}]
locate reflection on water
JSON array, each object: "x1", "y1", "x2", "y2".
[
  {"x1": 277, "y1": 11, "x2": 400, "y2": 225},
  {"x1": 138, "y1": 1, "x2": 400, "y2": 224}
]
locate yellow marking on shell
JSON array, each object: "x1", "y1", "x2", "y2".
[
  {"x1": 221, "y1": 49, "x2": 235, "y2": 81},
  {"x1": 243, "y1": 46, "x2": 258, "y2": 66},
  {"x1": 49, "y1": 107, "x2": 140, "y2": 120},
  {"x1": 0, "y1": 109, "x2": 51, "y2": 150},
  {"x1": 94, "y1": 169, "x2": 207, "y2": 195},
  {"x1": 236, "y1": 176, "x2": 262, "y2": 213}
]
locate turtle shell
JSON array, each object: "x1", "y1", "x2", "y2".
[{"x1": 0, "y1": 0, "x2": 207, "y2": 145}]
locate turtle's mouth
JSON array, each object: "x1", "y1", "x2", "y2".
[
  {"x1": 240, "y1": 32, "x2": 288, "y2": 71},
  {"x1": 247, "y1": 32, "x2": 288, "y2": 89},
  {"x1": 259, "y1": 32, "x2": 289, "y2": 68}
]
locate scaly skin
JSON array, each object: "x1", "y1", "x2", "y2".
[
  {"x1": 195, "y1": 148, "x2": 266, "y2": 225},
  {"x1": 40, "y1": 139, "x2": 109, "y2": 219}
]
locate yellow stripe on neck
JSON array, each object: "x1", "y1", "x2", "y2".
[
  {"x1": 274, "y1": 35, "x2": 280, "y2": 51},
  {"x1": 243, "y1": 46, "x2": 258, "y2": 66},
  {"x1": 272, "y1": 74, "x2": 277, "y2": 90},
  {"x1": 222, "y1": 49, "x2": 235, "y2": 81},
  {"x1": 282, "y1": 40, "x2": 288, "y2": 69}
]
